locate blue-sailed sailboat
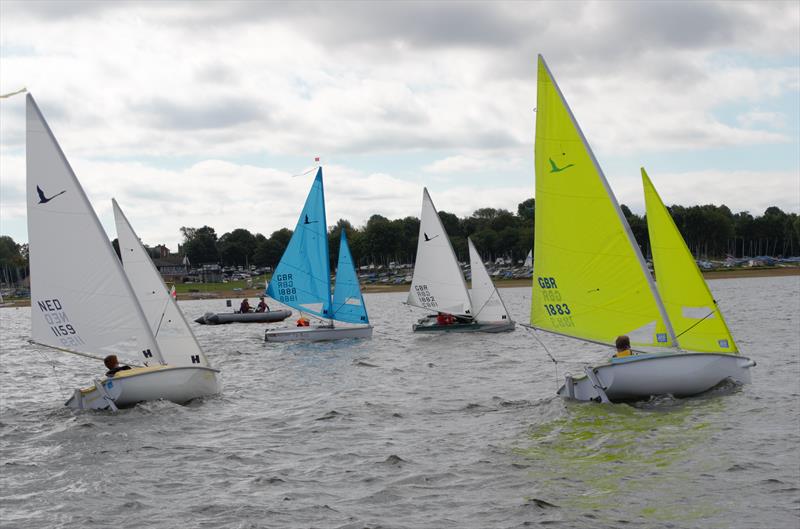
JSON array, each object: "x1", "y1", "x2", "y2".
[{"x1": 265, "y1": 167, "x2": 372, "y2": 341}]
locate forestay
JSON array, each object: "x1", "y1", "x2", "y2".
[
  {"x1": 266, "y1": 168, "x2": 332, "y2": 320},
  {"x1": 642, "y1": 169, "x2": 737, "y2": 354},
  {"x1": 530, "y1": 56, "x2": 675, "y2": 349},
  {"x1": 113, "y1": 199, "x2": 210, "y2": 366},
  {"x1": 407, "y1": 188, "x2": 472, "y2": 316},
  {"x1": 26, "y1": 94, "x2": 163, "y2": 364},
  {"x1": 332, "y1": 231, "x2": 369, "y2": 324},
  {"x1": 467, "y1": 238, "x2": 511, "y2": 323}
]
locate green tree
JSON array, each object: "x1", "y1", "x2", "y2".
[
  {"x1": 217, "y1": 228, "x2": 256, "y2": 266},
  {"x1": 181, "y1": 225, "x2": 219, "y2": 264}
]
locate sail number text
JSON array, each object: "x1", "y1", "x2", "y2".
[
  {"x1": 414, "y1": 284, "x2": 438, "y2": 309},
  {"x1": 37, "y1": 298, "x2": 86, "y2": 348},
  {"x1": 536, "y1": 276, "x2": 575, "y2": 328},
  {"x1": 273, "y1": 273, "x2": 298, "y2": 302}
]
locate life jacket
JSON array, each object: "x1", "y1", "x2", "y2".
[
  {"x1": 296, "y1": 317, "x2": 310, "y2": 327},
  {"x1": 613, "y1": 349, "x2": 633, "y2": 358}
]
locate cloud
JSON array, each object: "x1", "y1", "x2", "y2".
[{"x1": 1, "y1": 1, "x2": 797, "y2": 248}]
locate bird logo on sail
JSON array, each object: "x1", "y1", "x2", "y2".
[
  {"x1": 548, "y1": 158, "x2": 575, "y2": 173},
  {"x1": 424, "y1": 233, "x2": 439, "y2": 242},
  {"x1": 36, "y1": 185, "x2": 66, "y2": 204},
  {"x1": 304, "y1": 215, "x2": 318, "y2": 224}
]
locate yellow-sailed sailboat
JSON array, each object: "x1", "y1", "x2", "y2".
[{"x1": 531, "y1": 56, "x2": 754, "y2": 403}]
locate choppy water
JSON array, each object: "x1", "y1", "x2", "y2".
[{"x1": 1, "y1": 276, "x2": 799, "y2": 529}]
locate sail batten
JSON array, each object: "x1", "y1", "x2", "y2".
[
  {"x1": 642, "y1": 168, "x2": 738, "y2": 354},
  {"x1": 530, "y1": 55, "x2": 674, "y2": 349},
  {"x1": 26, "y1": 94, "x2": 163, "y2": 365}
]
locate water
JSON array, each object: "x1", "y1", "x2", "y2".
[{"x1": 1, "y1": 276, "x2": 798, "y2": 528}]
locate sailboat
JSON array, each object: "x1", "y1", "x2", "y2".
[
  {"x1": 264, "y1": 167, "x2": 372, "y2": 341},
  {"x1": 408, "y1": 188, "x2": 515, "y2": 333},
  {"x1": 530, "y1": 56, "x2": 754, "y2": 403},
  {"x1": 26, "y1": 94, "x2": 220, "y2": 410}
]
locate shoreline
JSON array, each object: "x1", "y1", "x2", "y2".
[{"x1": 3, "y1": 266, "x2": 797, "y2": 308}]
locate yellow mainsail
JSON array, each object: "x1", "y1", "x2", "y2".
[
  {"x1": 530, "y1": 56, "x2": 675, "y2": 348},
  {"x1": 642, "y1": 168, "x2": 738, "y2": 353}
]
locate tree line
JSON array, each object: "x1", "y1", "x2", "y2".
[
  {"x1": 1, "y1": 203, "x2": 798, "y2": 282},
  {"x1": 178, "y1": 201, "x2": 799, "y2": 269}
]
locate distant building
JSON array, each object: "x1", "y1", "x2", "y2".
[{"x1": 153, "y1": 255, "x2": 190, "y2": 283}]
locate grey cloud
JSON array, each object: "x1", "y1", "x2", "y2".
[{"x1": 137, "y1": 96, "x2": 269, "y2": 130}]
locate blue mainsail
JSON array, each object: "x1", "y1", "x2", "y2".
[
  {"x1": 267, "y1": 168, "x2": 332, "y2": 319},
  {"x1": 332, "y1": 231, "x2": 369, "y2": 324}
]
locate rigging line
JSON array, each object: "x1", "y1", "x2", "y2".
[
  {"x1": 35, "y1": 348, "x2": 64, "y2": 394},
  {"x1": 290, "y1": 167, "x2": 318, "y2": 179},
  {"x1": 154, "y1": 298, "x2": 170, "y2": 337},
  {"x1": 673, "y1": 310, "x2": 717, "y2": 340},
  {"x1": 519, "y1": 323, "x2": 561, "y2": 392}
]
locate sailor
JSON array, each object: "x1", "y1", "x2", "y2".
[
  {"x1": 612, "y1": 335, "x2": 633, "y2": 358},
  {"x1": 256, "y1": 297, "x2": 269, "y2": 313},
  {"x1": 104, "y1": 355, "x2": 132, "y2": 377},
  {"x1": 296, "y1": 315, "x2": 310, "y2": 327},
  {"x1": 239, "y1": 298, "x2": 251, "y2": 313},
  {"x1": 436, "y1": 312, "x2": 454, "y2": 326}
]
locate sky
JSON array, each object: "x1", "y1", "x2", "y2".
[{"x1": 1, "y1": 0, "x2": 798, "y2": 250}]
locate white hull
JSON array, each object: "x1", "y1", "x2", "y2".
[
  {"x1": 265, "y1": 325, "x2": 373, "y2": 342},
  {"x1": 65, "y1": 365, "x2": 221, "y2": 410},
  {"x1": 558, "y1": 353, "x2": 755, "y2": 403}
]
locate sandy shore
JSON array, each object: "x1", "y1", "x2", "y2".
[{"x1": 3, "y1": 266, "x2": 796, "y2": 308}]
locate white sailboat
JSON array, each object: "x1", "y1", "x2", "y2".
[
  {"x1": 531, "y1": 56, "x2": 754, "y2": 403},
  {"x1": 408, "y1": 188, "x2": 514, "y2": 333},
  {"x1": 26, "y1": 94, "x2": 220, "y2": 410},
  {"x1": 264, "y1": 167, "x2": 372, "y2": 342}
]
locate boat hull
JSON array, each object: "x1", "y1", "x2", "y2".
[
  {"x1": 195, "y1": 309, "x2": 291, "y2": 325},
  {"x1": 65, "y1": 365, "x2": 221, "y2": 410},
  {"x1": 265, "y1": 325, "x2": 373, "y2": 342},
  {"x1": 558, "y1": 352, "x2": 755, "y2": 403},
  {"x1": 412, "y1": 318, "x2": 515, "y2": 333}
]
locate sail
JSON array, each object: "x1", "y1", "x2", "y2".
[
  {"x1": 407, "y1": 188, "x2": 472, "y2": 316},
  {"x1": 530, "y1": 56, "x2": 675, "y2": 349},
  {"x1": 266, "y1": 168, "x2": 332, "y2": 319},
  {"x1": 642, "y1": 169, "x2": 737, "y2": 353},
  {"x1": 113, "y1": 199, "x2": 210, "y2": 366},
  {"x1": 26, "y1": 95, "x2": 163, "y2": 364},
  {"x1": 331, "y1": 231, "x2": 369, "y2": 324},
  {"x1": 468, "y1": 238, "x2": 511, "y2": 323},
  {"x1": 524, "y1": 249, "x2": 533, "y2": 268}
]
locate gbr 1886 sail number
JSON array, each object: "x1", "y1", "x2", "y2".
[{"x1": 274, "y1": 273, "x2": 297, "y2": 302}]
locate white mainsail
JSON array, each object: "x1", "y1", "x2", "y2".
[
  {"x1": 407, "y1": 188, "x2": 472, "y2": 316},
  {"x1": 26, "y1": 94, "x2": 163, "y2": 365},
  {"x1": 467, "y1": 238, "x2": 512, "y2": 323},
  {"x1": 112, "y1": 199, "x2": 210, "y2": 367}
]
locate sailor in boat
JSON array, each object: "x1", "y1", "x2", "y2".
[
  {"x1": 612, "y1": 335, "x2": 634, "y2": 359},
  {"x1": 436, "y1": 312, "x2": 455, "y2": 326},
  {"x1": 239, "y1": 298, "x2": 252, "y2": 314},
  {"x1": 104, "y1": 355, "x2": 132, "y2": 377},
  {"x1": 296, "y1": 315, "x2": 310, "y2": 327},
  {"x1": 255, "y1": 297, "x2": 270, "y2": 313}
]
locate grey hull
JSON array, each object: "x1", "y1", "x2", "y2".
[
  {"x1": 195, "y1": 310, "x2": 292, "y2": 325},
  {"x1": 412, "y1": 319, "x2": 515, "y2": 333},
  {"x1": 558, "y1": 352, "x2": 755, "y2": 403}
]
